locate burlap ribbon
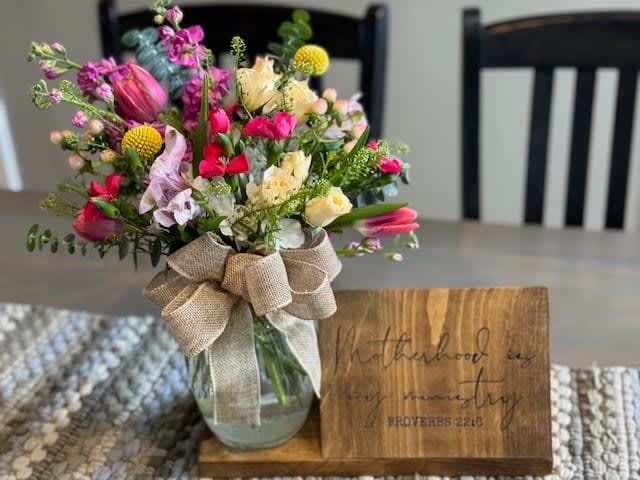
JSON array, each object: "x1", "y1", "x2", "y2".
[{"x1": 143, "y1": 229, "x2": 341, "y2": 424}]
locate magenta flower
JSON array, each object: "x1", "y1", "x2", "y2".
[
  {"x1": 378, "y1": 156, "x2": 401, "y2": 175},
  {"x1": 139, "y1": 126, "x2": 201, "y2": 227},
  {"x1": 242, "y1": 112, "x2": 296, "y2": 141},
  {"x1": 181, "y1": 67, "x2": 231, "y2": 130},
  {"x1": 48, "y1": 89, "x2": 62, "y2": 105},
  {"x1": 354, "y1": 207, "x2": 419, "y2": 238},
  {"x1": 77, "y1": 62, "x2": 102, "y2": 94},
  {"x1": 110, "y1": 63, "x2": 167, "y2": 122},
  {"x1": 208, "y1": 107, "x2": 230, "y2": 136},
  {"x1": 165, "y1": 6, "x2": 183, "y2": 25},
  {"x1": 167, "y1": 26, "x2": 206, "y2": 68},
  {"x1": 157, "y1": 25, "x2": 175, "y2": 47},
  {"x1": 95, "y1": 83, "x2": 114, "y2": 102}
]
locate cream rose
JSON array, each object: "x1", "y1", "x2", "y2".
[
  {"x1": 266, "y1": 78, "x2": 318, "y2": 123},
  {"x1": 280, "y1": 150, "x2": 311, "y2": 183},
  {"x1": 304, "y1": 187, "x2": 352, "y2": 227},
  {"x1": 237, "y1": 57, "x2": 281, "y2": 112},
  {"x1": 247, "y1": 166, "x2": 301, "y2": 206}
]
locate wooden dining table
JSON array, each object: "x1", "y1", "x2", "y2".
[{"x1": 1, "y1": 190, "x2": 638, "y2": 367}]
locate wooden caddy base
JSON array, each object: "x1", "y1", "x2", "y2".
[{"x1": 198, "y1": 408, "x2": 552, "y2": 477}]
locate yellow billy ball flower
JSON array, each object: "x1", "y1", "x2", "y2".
[
  {"x1": 121, "y1": 125, "x2": 163, "y2": 161},
  {"x1": 293, "y1": 45, "x2": 330, "y2": 76}
]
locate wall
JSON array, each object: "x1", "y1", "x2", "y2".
[{"x1": 2, "y1": 0, "x2": 639, "y2": 231}]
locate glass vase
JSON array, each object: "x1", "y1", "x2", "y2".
[{"x1": 185, "y1": 313, "x2": 314, "y2": 450}]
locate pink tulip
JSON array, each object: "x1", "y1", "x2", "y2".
[
  {"x1": 111, "y1": 63, "x2": 167, "y2": 122},
  {"x1": 378, "y1": 156, "x2": 401, "y2": 175},
  {"x1": 355, "y1": 207, "x2": 419, "y2": 237},
  {"x1": 208, "y1": 107, "x2": 230, "y2": 136},
  {"x1": 242, "y1": 112, "x2": 296, "y2": 141},
  {"x1": 73, "y1": 174, "x2": 123, "y2": 241},
  {"x1": 72, "y1": 203, "x2": 122, "y2": 242}
]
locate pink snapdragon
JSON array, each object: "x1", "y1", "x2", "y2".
[
  {"x1": 242, "y1": 112, "x2": 296, "y2": 141},
  {"x1": 354, "y1": 207, "x2": 419, "y2": 237}
]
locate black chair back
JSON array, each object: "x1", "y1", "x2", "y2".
[
  {"x1": 462, "y1": 9, "x2": 640, "y2": 228},
  {"x1": 99, "y1": 1, "x2": 388, "y2": 138}
]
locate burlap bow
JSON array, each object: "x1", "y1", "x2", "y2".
[{"x1": 143, "y1": 229, "x2": 341, "y2": 424}]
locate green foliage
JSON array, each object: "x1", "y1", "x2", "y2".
[
  {"x1": 191, "y1": 71, "x2": 209, "y2": 176},
  {"x1": 268, "y1": 9, "x2": 313, "y2": 72}
]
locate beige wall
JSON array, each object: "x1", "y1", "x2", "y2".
[{"x1": 2, "y1": 0, "x2": 640, "y2": 230}]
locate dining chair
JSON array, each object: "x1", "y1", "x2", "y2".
[
  {"x1": 462, "y1": 9, "x2": 640, "y2": 229},
  {"x1": 98, "y1": 1, "x2": 388, "y2": 138}
]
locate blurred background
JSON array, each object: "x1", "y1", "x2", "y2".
[{"x1": 2, "y1": 0, "x2": 640, "y2": 231}]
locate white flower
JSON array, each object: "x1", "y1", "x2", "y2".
[
  {"x1": 280, "y1": 150, "x2": 311, "y2": 183},
  {"x1": 237, "y1": 57, "x2": 281, "y2": 112},
  {"x1": 304, "y1": 186, "x2": 352, "y2": 227},
  {"x1": 273, "y1": 219, "x2": 305, "y2": 249}
]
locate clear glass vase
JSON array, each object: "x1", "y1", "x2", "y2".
[{"x1": 185, "y1": 313, "x2": 314, "y2": 450}]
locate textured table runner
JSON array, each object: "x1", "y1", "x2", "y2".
[{"x1": 0, "y1": 303, "x2": 638, "y2": 480}]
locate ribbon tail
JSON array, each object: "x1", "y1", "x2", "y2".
[
  {"x1": 208, "y1": 300, "x2": 261, "y2": 425},
  {"x1": 266, "y1": 310, "x2": 321, "y2": 398}
]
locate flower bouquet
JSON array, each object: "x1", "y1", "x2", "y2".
[{"x1": 26, "y1": 0, "x2": 419, "y2": 449}]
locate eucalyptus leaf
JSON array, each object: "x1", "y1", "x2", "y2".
[
  {"x1": 292, "y1": 9, "x2": 310, "y2": 23},
  {"x1": 136, "y1": 45, "x2": 157, "y2": 65},
  {"x1": 138, "y1": 27, "x2": 160, "y2": 45},
  {"x1": 50, "y1": 238, "x2": 59, "y2": 253},
  {"x1": 121, "y1": 29, "x2": 141, "y2": 48}
]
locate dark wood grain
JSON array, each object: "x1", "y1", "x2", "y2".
[
  {"x1": 98, "y1": 0, "x2": 388, "y2": 138},
  {"x1": 318, "y1": 288, "x2": 551, "y2": 473},
  {"x1": 198, "y1": 408, "x2": 552, "y2": 477},
  {"x1": 462, "y1": 9, "x2": 640, "y2": 229}
]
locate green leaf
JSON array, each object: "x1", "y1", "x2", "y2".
[
  {"x1": 63, "y1": 233, "x2": 75, "y2": 244},
  {"x1": 267, "y1": 42, "x2": 284, "y2": 55},
  {"x1": 343, "y1": 126, "x2": 370, "y2": 162},
  {"x1": 197, "y1": 216, "x2": 226, "y2": 234},
  {"x1": 292, "y1": 9, "x2": 310, "y2": 23},
  {"x1": 191, "y1": 71, "x2": 210, "y2": 176},
  {"x1": 118, "y1": 237, "x2": 129, "y2": 260},
  {"x1": 26, "y1": 224, "x2": 39, "y2": 252},
  {"x1": 50, "y1": 237, "x2": 59, "y2": 253},
  {"x1": 150, "y1": 238, "x2": 162, "y2": 267},
  {"x1": 124, "y1": 147, "x2": 143, "y2": 175},
  {"x1": 327, "y1": 202, "x2": 408, "y2": 230}
]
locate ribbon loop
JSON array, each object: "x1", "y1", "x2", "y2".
[{"x1": 143, "y1": 228, "x2": 341, "y2": 424}]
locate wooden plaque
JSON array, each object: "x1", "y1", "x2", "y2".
[{"x1": 319, "y1": 288, "x2": 552, "y2": 474}]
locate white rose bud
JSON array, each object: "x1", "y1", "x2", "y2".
[
  {"x1": 99, "y1": 149, "x2": 116, "y2": 163},
  {"x1": 49, "y1": 130, "x2": 63, "y2": 145},
  {"x1": 87, "y1": 119, "x2": 104, "y2": 135},
  {"x1": 351, "y1": 122, "x2": 367, "y2": 139},
  {"x1": 343, "y1": 139, "x2": 357, "y2": 153},
  {"x1": 67, "y1": 153, "x2": 84, "y2": 170},
  {"x1": 237, "y1": 57, "x2": 281, "y2": 112},
  {"x1": 322, "y1": 87, "x2": 337, "y2": 103},
  {"x1": 333, "y1": 99, "x2": 349, "y2": 115},
  {"x1": 312, "y1": 98, "x2": 328, "y2": 115},
  {"x1": 280, "y1": 150, "x2": 311, "y2": 183},
  {"x1": 304, "y1": 186, "x2": 352, "y2": 227}
]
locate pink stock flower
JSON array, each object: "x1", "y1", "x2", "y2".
[
  {"x1": 208, "y1": 107, "x2": 230, "y2": 136},
  {"x1": 200, "y1": 143, "x2": 249, "y2": 178},
  {"x1": 73, "y1": 174, "x2": 123, "y2": 242},
  {"x1": 110, "y1": 63, "x2": 167, "y2": 122},
  {"x1": 95, "y1": 83, "x2": 114, "y2": 102},
  {"x1": 157, "y1": 25, "x2": 175, "y2": 47},
  {"x1": 167, "y1": 26, "x2": 206, "y2": 68},
  {"x1": 71, "y1": 111, "x2": 87, "y2": 128},
  {"x1": 165, "y1": 6, "x2": 183, "y2": 25},
  {"x1": 378, "y1": 156, "x2": 401, "y2": 175},
  {"x1": 242, "y1": 112, "x2": 296, "y2": 141},
  {"x1": 354, "y1": 207, "x2": 419, "y2": 238}
]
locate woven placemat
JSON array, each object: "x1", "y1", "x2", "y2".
[{"x1": 0, "y1": 303, "x2": 638, "y2": 480}]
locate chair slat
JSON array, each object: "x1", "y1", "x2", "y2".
[
  {"x1": 524, "y1": 68, "x2": 554, "y2": 224},
  {"x1": 606, "y1": 69, "x2": 637, "y2": 229},
  {"x1": 565, "y1": 68, "x2": 596, "y2": 227}
]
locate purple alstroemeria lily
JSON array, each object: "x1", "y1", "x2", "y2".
[{"x1": 139, "y1": 126, "x2": 202, "y2": 227}]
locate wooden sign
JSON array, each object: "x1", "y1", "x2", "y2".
[{"x1": 319, "y1": 288, "x2": 552, "y2": 475}]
